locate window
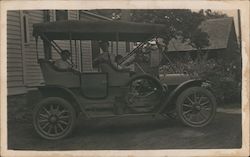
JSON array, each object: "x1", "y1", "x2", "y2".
[
  {"x1": 43, "y1": 10, "x2": 50, "y2": 22},
  {"x1": 55, "y1": 10, "x2": 68, "y2": 21},
  {"x1": 22, "y1": 14, "x2": 30, "y2": 44}
]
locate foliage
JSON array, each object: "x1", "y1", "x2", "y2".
[
  {"x1": 91, "y1": 9, "x2": 228, "y2": 50},
  {"x1": 198, "y1": 9, "x2": 228, "y2": 19},
  {"x1": 159, "y1": 50, "x2": 241, "y2": 103},
  {"x1": 176, "y1": 53, "x2": 241, "y2": 103},
  {"x1": 130, "y1": 9, "x2": 208, "y2": 49}
]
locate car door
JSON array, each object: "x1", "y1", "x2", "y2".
[{"x1": 80, "y1": 72, "x2": 108, "y2": 98}]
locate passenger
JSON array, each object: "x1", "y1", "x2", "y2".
[
  {"x1": 145, "y1": 40, "x2": 160, "y2": 78},
  {"x1": 156, "y1": 37, "x2": 166, "y2": 53},
  {"x1": 97, "y1": 41, "x2": 110, "y2": 62},
  {"x1": 54, "y1": 50, "x2": 73, "y2": 70},
  {"x1": 114, "y1": 55, "x2": 129, "y2": 70}
]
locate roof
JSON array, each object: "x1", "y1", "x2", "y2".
[
  {"x1": 167, "y1": 17, "x2": 235, "y2": 52},
  {"x1": 33, "y1": 20, "x2": 167, "y2": 41}
]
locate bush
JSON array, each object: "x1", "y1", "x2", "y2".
[
  {"x1": 160, "y1": 52, "x2": 241, "y2": 104},
  {"x1": 183, "y1": 53, "x2": 241, "y2": 104}
]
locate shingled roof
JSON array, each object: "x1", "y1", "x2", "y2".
[{"x1": 167, "y1": 17, "x2": 236, "y2": 52}]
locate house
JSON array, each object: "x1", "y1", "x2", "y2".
[
  {"x1": 7, "y1": 12, "x2": 238, "y2": 96},
  {"x1": 7, "y1": 10, "x2": 131, "y2": 96},
  {"x1": 166, "y1": 17, "x2": 239, "y2": 61}
]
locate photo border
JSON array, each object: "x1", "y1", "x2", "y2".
[{"x1": 0, "y1": 0, "x2": 249, "y2": 156}]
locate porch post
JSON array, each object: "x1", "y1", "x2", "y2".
[{"x1": 69, "y1": 32, "x2": 73, "y2": 62}]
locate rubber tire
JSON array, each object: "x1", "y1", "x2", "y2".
[
  {"x1": 33, "y1": 97, "x2": 76, "y2": 140},
  {"x1": 176, "y1": 87, "x2": 216, "y2": 127}
]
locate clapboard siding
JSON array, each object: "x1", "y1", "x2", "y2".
[
  {"x1": 111, "y1": 41, "x2": 127, "y2": 56},
  {"x1": 78, "y1": 12, "x2": 95, "y2": 71},
  {"x1": 7, "y1": 38, "x2": 23, "y2": 44},
  {"x1": 7, "y1": 57, "x2": 23, "y2": 63},
  {"x1": 7, "y1": 10, "x2": 101, "y2": 95},
  {"x1": 23, "y1": 11, "x2": 45, "y2": 87},
  {"x1": 8, "y1": 75, "x2": 24, "y2": 81},
  {"x1": 7, "y1": 11, "x2": 24, "y2": 92},
  {"x1": 7, "y1": 17, "x2": 20, "y2": 23},
  {"x1": 7, "y1": 20, "x2": 21, "y2": 26},
  {"x1": 68, "y1": 11, "x2": 82, "y2": 71},
  {"x1": 80, "y1": 40, "x2": 92, "y2": 71},
  {"x1": 8, "y1": 71, "x2": 23, "y2": 76},
  {"x1": 6, "y1": 66, "x2": 23, "y2": 71},
  {"x1": 7, "y1": 81, "x2": 25, "y2": 87},
  {"x1": 7, "y1": 11, "x2": 20, "y2": 16},
  {"x1": 7, "y1": 62, "x2": 23, "y2": 68},
  {"x1": 7, "y1": 34, "x2": 21, "y2": 39}
]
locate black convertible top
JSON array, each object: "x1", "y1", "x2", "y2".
[{"x1": 33, "y1": 20, "x2": 167, "y2": 41}]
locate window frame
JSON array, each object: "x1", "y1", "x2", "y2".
[
  {"x1": 22, "y1": 13, "x2": 30, "y2": 45},
  {"x1": 54, "y1": 10, "x2": 69, "y2": 21}
]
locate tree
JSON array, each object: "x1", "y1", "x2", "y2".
[
  {"x1": 91, "y1": 9, "x2": 227, "y2": 49},
  {"x1": 129, "y1": 9, "x2": 228, "y2": 49}
]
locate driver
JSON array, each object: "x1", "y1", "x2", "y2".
[
  {"x1": 93, "y1": 41, "x2": 111, "y2": 66},
  {"x1": 98, "y1": 41, "x2": 110, "y2": 61},
  {"x1": 115, "y1": 54, "x2": 135, "y2": 71},
  {"x1": 54, "y1": 50, "x2": 73, "y2": 70}
]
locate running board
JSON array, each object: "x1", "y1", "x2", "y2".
[{"x1": 88, "y1": 113, "x2": 155, "y2": 118}]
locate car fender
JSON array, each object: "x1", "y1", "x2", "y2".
[
  {"x1": 157, "y1": 79, "x2": 209, "y2": 114},
  {"x1": 38, "y1": 85, "x2": 88, "y2": 118}
]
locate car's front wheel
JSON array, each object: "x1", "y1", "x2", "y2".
[
  {"x1": 33, "y1": 97, "x2": 76, "y2": 140},
  {"x1": 176, "y1": 87, "x2": 216, "y2": 127}
]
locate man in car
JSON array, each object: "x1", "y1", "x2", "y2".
[
  {"x1": 99, "y1": 41, "x2": 110, "y2": 60},
  {"x1": 143, "y1": 39, "x2": 162, "y2": 78}
]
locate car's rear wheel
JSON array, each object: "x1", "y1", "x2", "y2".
[
  {"x1": 176, "y1": 87, "x2": 216, "y2": 127},
  {"x1": 33, "y1": 97, "x2": 76, "y2": 140}
]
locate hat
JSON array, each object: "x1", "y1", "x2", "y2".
[
  {"x1": 148, "y1": 40, "x2": 156, "y2": 45},
  {"x1": 156, "y1": 38, "x2": 165, "y2": 44},
  {"x1": 61, "y1": 50, "x2": 71, "y2": 58}
]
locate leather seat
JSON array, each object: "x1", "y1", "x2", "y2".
[
  {"x1": 38, "y1": 59, "x2": 80, "y2": 87},
  {"x1": 99, "y1": 61, "x2": 132, "y2": 86}
]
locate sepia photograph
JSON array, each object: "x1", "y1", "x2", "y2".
[{"x1": 0, "y1": 1, "x2": 249, "y2": 157}]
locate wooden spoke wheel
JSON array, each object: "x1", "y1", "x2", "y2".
[
  {"x1": 176, "y1": 87, "x2": 216, "y2": 127},
  {"x1": 33, "y1": 97, "x2": 76, "y2": 140},
  {"x1": 126, "y1": 76, "x2": 163, "y2": 113}
]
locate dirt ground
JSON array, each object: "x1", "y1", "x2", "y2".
[{"x1": 8, "y1": 111, "x2": 241, "y2": 150}]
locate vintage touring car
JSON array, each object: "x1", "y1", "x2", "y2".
[{"x1": 32, "y1": 20, "x2": 217, "y2": 140}]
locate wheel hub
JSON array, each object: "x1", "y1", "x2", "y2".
[
  {"x1": 194, "y1": 104, "x2": 201, "y2": 111},
  {"x1": 49, "y1": 115, "x2": 58, "y2": 123}
]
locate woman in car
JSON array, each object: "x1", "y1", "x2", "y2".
[{"x1": 54, "y1": 50, "x2": 73, "y2": 70}]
